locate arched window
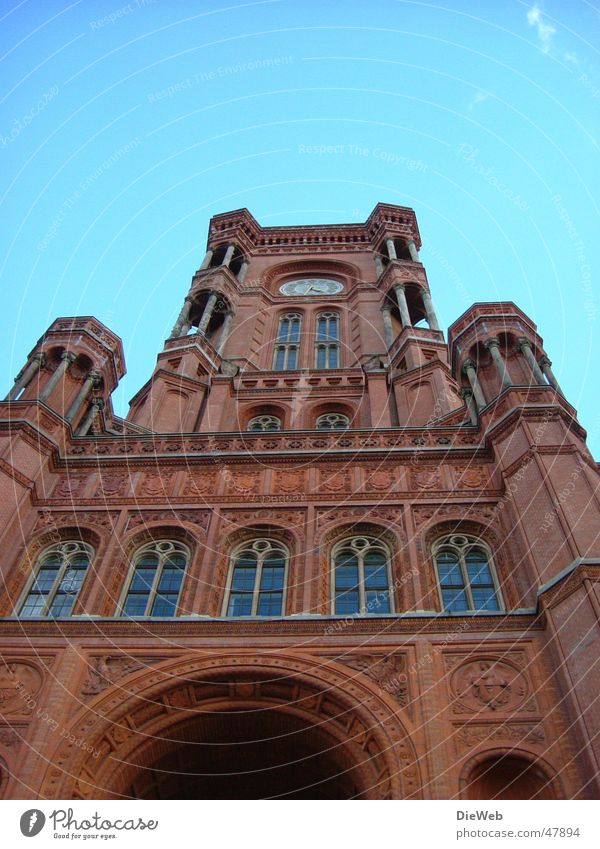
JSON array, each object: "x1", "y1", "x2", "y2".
[
  {"x1": 247, "y1": 415, "x2": 281, "y2": 432},
  {"x1": 273, "y1": 313, "x2": 301, "y2": 370},
  {"x1": 19, "y1": 541, "x2": 92, "y2": 617},
  {"x1": 224, "y1": 539, "x2": 288, "y2": 617},
  {"x1": 315, "y1": 312, "x2": 340, "y2": 368},
  {"x1": 433, "y1": 534, "x2": 501, "y2": 612},
  {"x1": 316, "y1": 412, "x2": 350, "y2": 430},
  {"x1": 332, "y1": 537, "x2": 392, "y2": 615},
  {"x1": 120, "y1": 540, "x2": 189, "y2": 617}
]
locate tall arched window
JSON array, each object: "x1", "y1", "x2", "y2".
[
  {"x1": 224, "y1": 539, "x2": 288, "y2": 617},
  {"x1": 315, "y1": 312, "x2": 340, "y2": 368},
  {"x1": 433, "y1": 534, "x2": 501, "y2": 612},
  {"x1": 19, "y1": 541, "x2": 92, "y2": 617},
  {"x1": 316, "y1": 412, "x2": 349, "y2": 430},
  {"x1": 332, "y1": 537, "x2": 392, "y2": 615},
  {"x1": 120, "y1": 540, "x2": 189, "y2": 617},
  {"x1": 247, "y1": 415, "x2": 281, "y2": 432},
  {"x1": 273, "y1": 313, "x2": 301, "y2": 370}
]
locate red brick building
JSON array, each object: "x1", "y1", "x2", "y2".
[{"x1": 1, "y1": 203, "x2": 599, "y2": 799}]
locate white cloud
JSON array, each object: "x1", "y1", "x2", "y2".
[
  {"x1": 527, "y1": 3, "x2": 556, "y2": 54},
  {"x1": 469, "y1": 91, "x2": 490, "y2": 111},
  {"x1": 564, "y1": 51, "x2": 579, "y2": 66}
]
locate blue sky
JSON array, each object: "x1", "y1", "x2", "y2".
[{"x1": 1, "y1": 0, "x2": 599, "y2": 451}]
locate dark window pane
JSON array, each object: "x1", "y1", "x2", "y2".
[
  {"x1": 287, "y1": 348, "x2": 298, "y2": 369},
  {"x1": 234, "y1": 552, "x2": 257, "y2": 567},
  {"x1": 365, "y1": 590, "x2": 391, "y2": 613},
  {"x1": 130, "y1": 569, "x2": 156, "y2": 591},
  {"x1": 363, "y1": 551, "x2": 387, "y2": 566},
  {"x1": 466, "y1": 559, "x2": 494, "y2": 585},
  {"x1": 123, "y1": 594, "x2": 150, "y2": 616},
  {"x1": 58, "y1": 569, "x2": 85, "y2": 594},
  {"x1": 228, "y1": 594, "x2": 253, "y2": 616},
  {"x1": 274, "y1": 347, "x2": 286, "y2": 370},
  {"x1": 289, "y1": 320, "x2": 300, "y2": 343},
  {"x1": 437, "y1": 561, "x2": 464, "y2": 587},
  {"x1": 151, "y1": 595, "x2": 178, "y2": 617},
  {"x1": 442, "y1": 588, "x2": 469, "y2": 611},
  {"x1": 48, "y1": 594, "x2": 76, "y2": 617},
  {"x1": 335, "y1": 590, "x2": 360, "y2": 615},
  {"x1": 316, "y1": 347, "x2": 326, "y2": 368},
  {"x1": 231, "y1": 566, "x2": 256, "y2": 591},
  {"x1": 328, "y1": 347, "x2": 339, "y2": 368},
  {"x1": 260, "y1": 566, "x2": 285, "y2": 591},
  {"x1": 137, "y1": 553, "x2": 160, "y2": 568},
  {"x1": 257, "y1": 592, "x2": 283, "y2": 615},
  {"x1": 158, "y1": 569, "x2": 183, "y2": 592},
  {"x1": 21, "y1": 595, "x2": 46, "y2": 616},
  {"x1": 471, "y1": 588, "x2": 500, "y2": 611},
  {"x1": 364, "y1": 565, "x2": 388, "y2": 589},
  {"x1": 34, "y1": 569, "x2": 59, "y2": 593},
  {"x1": 164, "y1": 554, "x2": 187, "y2": 568},
  {"x1": 335, "y1": 564, "x2": 359, "y2": 589},
  {"x1": 70, "y1": 555, "x2": 90, "y2": 569}
]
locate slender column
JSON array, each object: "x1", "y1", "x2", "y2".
[
  {"x1": 539, "y1": 355, "x2": 564, "y2": 395},
  {"x1": 462, "y1": 358, "x2": 486, "y2": 410},
  {"x1": 222, "y1": 244, "x2": 236, "y2": 268},
  {"x1": 406, "y1": 239, "x2": 419, "y2": 262},
  {"x1": 381, "y1": 305, "x2": 394, "y2": 348},
  {"x1": 5, "y1": 353, "x2": 45, "y2": 401},
  {"x1": 517, "y1": 337, "x2": 545, "y2": 385},
  {"x1": 393, "y1": 283, "x2": 411, "y2": 328},
  {"x1": 461, "y1": 387, "x2": 478, "y2": 425},
  {"x1": 421, "y1": 290, "x2": 440, "y2": 332},
  {"x1": 485, "y1": 337, "x2": 512, "y2": 389},
  {"x1": 66, "y1": 369, "x2": 100, "y2": 423},
  {"x1": 77, "y1": 398, "x2": 104, "y2": 436},
  {"x1": 171, "y1": 296, "x2": 194, "y2": 338},
  {"x1": 386, "y1": 238, "x2": 397, "y2": 260},
  {"x1": 238, "y1": 260, "x2": 250, "y2": 282},
  {"x1": 197, "y1": 291, "x2": 219, "y2": 336},
  {"x1": 216, "y1": 311, "x2": 234, "y2": 355},
  {"x1": 374, "y1": 255, "x2": 384, "y2": 276},
  {"x1": 199, "y1": 249, "x2": 214, "y2": 270},
  {"x1": 39, "y1": 351, "x2": 76, "y2": 403}
]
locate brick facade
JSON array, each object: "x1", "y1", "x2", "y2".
[{"x1": 0, "y1": 203, "x2": 599, "y2": 799}]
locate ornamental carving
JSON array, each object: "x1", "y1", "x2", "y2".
[
  {"x1": 273, "y1": 470, "x2": 307, "y2": 495},
  {"x1": 455, "y1": 722, "x2": 545, "y2": 750},
  {"x1": 53, "y1": 476, "x2": 86, "y2": 498},
  {"x1": 34, "y1": 511, "x2": 118, "y2": 531},
  {"x1": 364, "y1": 468, "x2": 395, "y2": 490},
  {"x1": 412, "y1": 503, "x2": 497, "y2": 528},
  {"x1": 0, "y1": 662, "x2": 44, "y2": 715},
  {"x1": 126, "y1": 510, "x2": 209, "y2": 531},
  {"x1": 81, "y1": 656, "x2": 160, "y2": 697},
  {"x1": 0, "y1": 725, "x2": 23, "y2": 748},
  {"x1": 338, "y1": 653, "x2": 409, "y2": 708},
  {"x1": 182, "y1": 472, "x2": 218, "y2": 497},
  {"x1": 455, "y1": 467, "x2": 489, "y2": 489},
  {"x1": 319, "y1": 468, "x2": 352, "y2": 493},
  {"x1": 227, "y1": 470, "x2": 261, "y2": 495},
  {"x1": 317, "y1": 505, "x2": 404, "y2": 531},
  {"x1": 95, "y1": 474, "x2": 128, "y2": 498},
  {"x1": 139, "y1": 473, "x2": 174, "y2": 497},
  {"x1": 449, "y1": 658, "x2": 530, "y2": 714},
  {"x1": 410, "y1": 467, "x2": 442, "y2": 490}
]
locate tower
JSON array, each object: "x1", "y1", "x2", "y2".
[{"x1": 0, "y1": 203, "x2": 599, "y2": 800}]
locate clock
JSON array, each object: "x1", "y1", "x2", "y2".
[{"x1": 279, "y1": 278, "x2": 343, "y2": 296}]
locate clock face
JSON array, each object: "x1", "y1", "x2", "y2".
[{"x1": 279, "y1": 278, "x2": 343, "y2": 297}]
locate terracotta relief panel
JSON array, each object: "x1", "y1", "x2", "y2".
[{"x1": 445, "y1": 655, "x2": 536, "y2": 715}]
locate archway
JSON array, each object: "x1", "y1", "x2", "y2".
[
  {"x1": 39, "y1": 653, "x2": 421, "y2": 800},
  {"x1": 461, "y1": 751, "x2": 560, "y2": 800}
]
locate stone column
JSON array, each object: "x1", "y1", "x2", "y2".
[
  {"x1": 222, "y1": 244, "x2": 236, "y2": 268},
  {"x1": 381, "y1": 305, "x2": 394, "y2": 348},
  {"x1": 406, "y1": 239, "x2": 419, "y2": 262},
  {"x1": 386, "y1": 238, "x2": 397, "y2": 260},
  {"x1": 199, "y1": 249, "x2": 214, "y2": 270},
  {"x1": 197, "y1": 291, "x2": 219, "y2": 336},
  {"x1": 374, "y1": 255, "x2": 384, "y2": 276},
  {"x1": 421, "y1": 290, "x2": 440, "y2": 331},
  {"x1": 461, "y1": 387, "x2": 478, "y2": 425},
  {"x1": 39, "y1": 351, "x2": 76, "y2": 403},
  {"x1": 539, "y1": 355, "x2": 564, "y2": 395},
  {"x1": 462, "y1": 358, "x2": 486, "y2": 410},
  {"x1": 517, "y1": 337, "x2": 545, "y2": 385},
  {"x1": 485, "y1": 337, "x2": 512, "y2": 389},
  {"x1": 77, "y1": 398, "x2": 104, "y2": 436},
  {"x1": 238, "y1": 260, "x2": 250, "y2": 282},
  {"x1": 393, "y1": 283, "x2": 411, "y2": 328},
  {"x1": 171, "y1": 296, "x2": 194, "y2": 338},
  {"x1": 66, "y1": 369, "x2": 101, "y2": 423},
  {"x1": 216, "y1": 312, "x2": 234, "y2": 355},
  {"x1": 5, "y1": 352, "x2": 45, "y2": 401}
]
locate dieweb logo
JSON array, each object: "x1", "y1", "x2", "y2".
[{"x1": 19, "y1": 809, "x2": 46, "y2": 837}]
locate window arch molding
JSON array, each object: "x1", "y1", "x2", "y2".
[
  {"x1": 431, "y1": 533, "x2": 502, "y2": 612},
  {"x1": 118, "y1": 539, "x2": 191, "y2": 618},
  {"x1": 18, "y1": 539, "x2": 94, "y2": 617},
  {"x1": 330, "y1": 535, "x2": 394, "y2": 615},
  {"x1": 222, "y1": 537, "x2": 290, "y2": 617},
  {"x1": 247, "y1": 414, "x2": 282, "y2": 432},
  {"x1": 316, "y1": 412, "x2": 350, "y2": 430}
]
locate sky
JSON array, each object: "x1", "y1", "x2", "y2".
[{"x1": 1, "y1": 0, "x2": 599, "y2": 452}]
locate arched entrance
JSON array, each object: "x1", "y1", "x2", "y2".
[
  {"x1": 460, "y1": 750, "x2": 562, "y2": 800},
  {"x1": 39, "y1": 653, "x2": 421, "y2": 800}
]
